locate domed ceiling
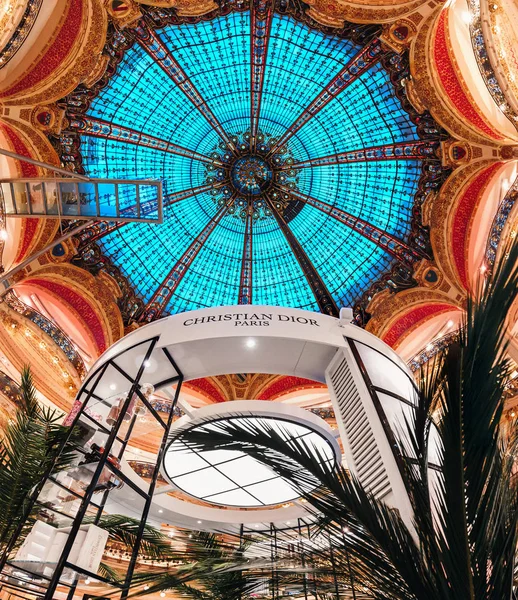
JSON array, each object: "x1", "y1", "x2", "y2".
[{"x1": 58, "y1": 2, "x2": 444, "y2": 322}]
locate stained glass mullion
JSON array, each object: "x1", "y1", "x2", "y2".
[{"x1": 75, "y1": 11, "x2": 435, "y2": 316}]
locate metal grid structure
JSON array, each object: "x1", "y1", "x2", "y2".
[
  {"x1": 57, "y1": 0, "x2": 445, "y2": 319},
  {"x1": 0, "y1": 337, "x2": 183, "y2": 599},
  {"x1": 0, "y1": 178, "x2": 163, "y2": 222}
]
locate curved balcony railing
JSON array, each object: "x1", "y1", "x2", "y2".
[
  {"x1": 467, "y1": 0, "x2": 518, "y2": 128},
  {"x1": 0, "y1": 0, "x2": 43, "y2": 69},
  {"x1": 409, "y1": 334, "x2": 517, "y2": 402},
  {"x1": 486, "y1": 173, "x2": 518, "y2": 266},
  {"x1": 3, "y1": 290, "x2": 86, "y2": 379},
  {"x1": 408, "y1": 331, "x2": 460, "y2": 372},
  {"x1": 309, "y1": 407, "x2": 335, "y2": 419},
  {"x1": 0, "y1": 369, "x2": 22, "y2": 405}
]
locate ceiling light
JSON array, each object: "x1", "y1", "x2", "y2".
[
  {"x1": 109, "y1": 383, "x2": 117, "y2": 390},
  {"x1": 189, "y1": 534, "x2": 193, "y2": 538},
  {"x1": 245, "y1": 338, "x2": 256, "y2": 348},
  {"x1": 0, "y1": 229, "x2": 7, "y2": 241},
  {"x1": 162, "y1": 404, "x2": 338, "y2": 509},
  {"x1": 158, "y1": 509, "x2": 163, "y2": 514},
  {"x1": 143, "y1": 359, "x2": 152, "y2": 368},
  {"x1": 85, "y1": 578, "x2": 91, "y2": 585},
  {"x1": 144, "y1": 585, "x2": 149, "y2": 590},
  {"x1": 160, "y1": 593, "x2": 166, "y2": 598},
  {"x1": 461, "y1": 10, "x2": 472, "y2": 23},
  {"x1": 447, "y1": 320, "x2": 454, "y2": 328},
  {"x1": 197, "y1": 520, "x2": 202, "y2": 524}
]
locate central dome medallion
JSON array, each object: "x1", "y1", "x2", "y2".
[
  {"x1": 62, "y1": 3, "x2": 441, "y2": 321},
  {"x1": 231, "y1": 155, "x2": 273, "y2": 196}
]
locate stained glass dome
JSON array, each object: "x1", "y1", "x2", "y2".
[{"x1": 60, "y1": 2, "x2": 442, "y2": 322}]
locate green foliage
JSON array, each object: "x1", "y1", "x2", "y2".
[
  {"x1": 180, "y1": 239, "x2": 518, "y2": 600},
  {"x1": 93, "y1": 515, "x2": 172, "y2": 560},
  {"x1": 0, "y1": 367, "x2": 77, "y2": 553},
  {"x1": 130, "y1": 531, "x2": 266, "y2": 599}
]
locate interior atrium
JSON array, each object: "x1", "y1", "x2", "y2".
[{"x1": 0, "y1": 0, "x2": 517, "y2": 598}]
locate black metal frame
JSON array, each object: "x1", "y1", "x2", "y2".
[
  {"x1": 346, "y1": 337, "x2": 444, "y2": 496},
  {"x1": 0, "y1": 334, "x2": 184, "y2": 599}
]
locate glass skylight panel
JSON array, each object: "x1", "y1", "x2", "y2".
[
  {"x1": 175, "y1": 218, "x2": 245, "y2": 308},
  {"x1": 162, "y1": 445, "x2": 208, "y2": 477},
  {"x1": 289, "y1": 203, "x2": 391, "y2": 306},
  {"x1": 194, "y1": 448, "x2": 243, "y2": 465},
  {"x1": 252, "y1": 219, "x2": 319, "y2": 309},
  {"x1": 245, "y1": 478, "x2": 299, "y2": 505},
  {"x1": 204, "y1": 488, "x2": 262, "y2": 507},
  {"x1": 174, "y1": 468, "x2": 236, "y2": 497},
  {"x1": 216, "y1": 455, "x2": 277, "y2": 487},
  {"x1": 163, "y1": 415, "x2": 335, "y2": 507},
  {"x1": 75, "y1": 10, "x2": 430, "y2": 316}
]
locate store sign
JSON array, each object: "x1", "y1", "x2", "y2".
[
  {"x1": 183, "y1": 311, "x2": 321, "y2": 328},
  {"x1": 156, "y1": 304, "x2": 344, "y2": 356}
]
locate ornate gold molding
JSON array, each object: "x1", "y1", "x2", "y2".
[
  {"x1": 0, "y1": 302, "x2": 80, "y2": 412},
  {"x1": 16, "y1": 263, "x2": 124, "y2": 355},
  {"x1": 2, "y1": 0, "x2": 108, "y2": 106},
  {"x1": 366, "y1": 286, "x2": 462, "y2": 347},
  {"x1": 429, "y1": 159, "x2": 502, "y2": 292},
  {"x1": 410, "y1": 7, "x2": 502, "y2": 146},
  {"x1": 305, "y1": 0, "x2": 428, "y2": 27}
]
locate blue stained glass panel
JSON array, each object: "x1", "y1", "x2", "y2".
[{"x1": 75, "y1": 10, "x2": 427, "y2": 317}]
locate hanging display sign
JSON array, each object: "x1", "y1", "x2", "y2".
[{"x1": 182, "y1": 310, "x2": 321, "y2": 328}]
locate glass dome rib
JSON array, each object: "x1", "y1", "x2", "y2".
[{"x1": 68, "y1": 7, "x2": 433, "y2": 318}]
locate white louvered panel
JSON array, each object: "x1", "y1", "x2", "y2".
[{"x1": 328, "y1": 354, "x2": 392, "y2": 499}]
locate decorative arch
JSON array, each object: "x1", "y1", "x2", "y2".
[
  {"x1": 410, "y1": 5, "x2": 515, "y2": 145},
  {"x1": 366, "y1": 287, "x2": 462, "y2": 355},
  {"x1": 184, "y1": 373, "x2": 325, "y2": 404},
  {"x1": 303, "y1": 0, "x2": 428, "y2": 27},
  {"x1": 0, "y1": 300, "x2": 82, "y2": 412},
  {"x1": 257, "y1": 376, "x2": 326, "y2": 400},
  {"x1": 443, "y1": 0, "x2": 518, "y2": 142},
  {"x1": 0, "y1": 118, "x2": 61, "y2": 270},
  {"x1": 13, "y1": 263, "x2": 124, "y2": 359},
  {"x1": 428, "y1": 159, "x2": 506, "y2": 293},
  {"x1": 0, "y1": 0, "x2": 108, "y2": 106}
]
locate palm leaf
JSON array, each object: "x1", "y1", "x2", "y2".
[
  {"x1": 0, "y1": 367, "x2": 78, "y2": 552},
  {"x1": 179, "y1": 237, "x2": 518, "y2": 600},
  {"x1": 93, "y1": 515, "x2": 172, "y2": 560}
]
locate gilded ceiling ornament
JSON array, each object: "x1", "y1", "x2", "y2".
[
  {"x1": 429, "y1": 159, "x2": 502, "y2": 292},
  {"x1": 365, "y1": 285, "x2": 462, "y2": 347},
  {"x1": 410, "y1": 6, "x2": 503, "y2": 146},
  {"x1": 17, "y1": 263, "x2": 125, "y2": 355},
  {"x1": 0, "y1": 301, "x2": 81, "y2": 410},
  {"x1": 1, "y1": 0, "x2": 108, "y2": 106}
]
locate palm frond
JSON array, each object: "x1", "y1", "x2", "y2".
[
  {"x1": 98, "y1": 561, "x2": 123, "y2": 583},
  {"x1": 179, "y1": 238, "x2": 518, "y2": 600},
  {"x1": 93, "y1": 515, "x2": 172, "y2": 560},
  {"x1": 0, "y1": 367, "x2": 77, "y2": 552}
]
